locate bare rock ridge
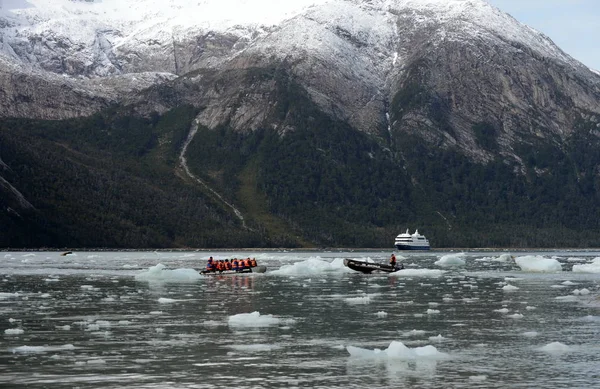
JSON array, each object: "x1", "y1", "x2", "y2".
[{"x1": 0, "y1": 1, "x2": 598, "y2": 151}]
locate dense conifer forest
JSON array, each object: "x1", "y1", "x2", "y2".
[{"x1": 2, "y1": 76, "x2": 600, "y2": 249}]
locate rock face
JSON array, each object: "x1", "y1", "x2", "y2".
[{"x1": 1, "y1": 0, "x2": 599, "y2": 158}]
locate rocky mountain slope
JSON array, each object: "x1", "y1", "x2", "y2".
[{"x1": 2, "y1": 0, "x2": 600, "y2": 248}]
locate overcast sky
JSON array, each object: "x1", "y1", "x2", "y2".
[{"x1": 487, "y1": 0, "x2": 600, "y2": 70}]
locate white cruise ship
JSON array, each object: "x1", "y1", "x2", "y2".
[{"x1": 394, "y1": 229, "x2": 430, "y2": 250}]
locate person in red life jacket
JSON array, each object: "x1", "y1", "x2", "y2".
[
  {"x1": 206, "y1": 257, "x2": 215, "y2": 272},
  {"x1": 390, "y1": 254, "x2": 397, "y2": 268},
  {"x1": 250, "y1": 258, "x2": 257, "y2": 267},
  {"x1": 238, "y1": 259, "x2": 246, "y2": 271},
  {"x1": 232, "y1": 259, "x2": 239, "y2": 271},
  {"x1": 225, "y1": 259, "x2": 232, "y2": 271},
  {"x1": 217, "y1": 260, "x2": 225, "y2": 272}
]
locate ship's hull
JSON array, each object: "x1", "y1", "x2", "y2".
[{"x1": 395, "y1": 244, "x2": 430, "y2": 250}]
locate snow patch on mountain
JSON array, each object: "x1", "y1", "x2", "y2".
[{"x1": 0, "y1": 0, "x2": 586, "y2": 78}]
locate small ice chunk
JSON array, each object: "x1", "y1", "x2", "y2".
[
  {"x1": 12, "y1": 344, "x2": 75, "y2": 353},
  {"x1": 345, "y1": 296, "x2": 371, "y2": 305},
  {"x1": 522, "y1": 331, "x2": 539, "y2": 337},
  {"x1": 429, "y1": 334, "x2": 446, "y2": 342},
  {"x1": 539, "y1": 342, "x2": 571, "y2": 353},
  {"x1": 503, "y1": 284, "x2": 519, "y2": 291},
  {"x1": 435, "y1": 253, "x2": 466, "y2": 267},
  {"x1": 555, "y1": 295, "x2": 579, "y2": 302},
  {"x1": 228, "y1": 311, "x2": 294, "y2": 328},
  {"x1": 572, "y1": 288, "x2": 590, "y2": 296},
  {"x1": 403, "y1": 329, "x2": 426, "y2": 337},
  {"x1": 572, "y1": 257, "x2": 600, "y2": 273},
  {"x1": 4, "y1": 328, "x2": 24, "y2": 335},
  {"x1": 470, "y1": 375, "x2": 488, "y2": 381},
  {"x1": 135, "y1": 264, "x2": 202, "y2": 282}
]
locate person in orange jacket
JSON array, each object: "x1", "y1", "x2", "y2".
[
  {"x1": 250, "y1": 258, "x2": 257, "y2": 267},
  {"x1": 206, "y1": 257, "x2": 215, "y2": 272},
  {"x1": 232, "y1": 258, "x2": 239, "y2": 271}
]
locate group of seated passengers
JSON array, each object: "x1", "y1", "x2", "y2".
[{"x1": 205, "y1": 257, "x2": 258, "y2": 272}]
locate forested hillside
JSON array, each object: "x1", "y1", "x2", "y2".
[{"x1": 2, "y1": 70, "x2": 600, "y2": 248}]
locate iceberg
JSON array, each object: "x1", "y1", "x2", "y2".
[{"x1": 514, "y1": 256, "x2": 562, "y2": 272}]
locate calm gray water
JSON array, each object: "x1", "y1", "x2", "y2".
[{"x1": 1, "y1": 250, "x2": 599, "y2": 388}]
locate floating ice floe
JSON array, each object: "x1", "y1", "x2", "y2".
[
  {"x1": 493, "y1": 254, "x2": 514, "y2": 262},
  {"x1": 539, "y1": 342, "x2": 571, "y2": 354},
  {"x1": 572, "y1": 257, "x2": 600, "y2": 273},
  {"x1": 12, "y1": 344, "x2": 75, "y2": 354},
  {"x1": 375, "y1": 311, "x2": 388, "y2": 318},
  {"x1": 522, "y1": 331, "x2": 539, "y2": 337},
  {"x1": 347, "y1": 341, "x2": 448, "y2": 360},
  {"x1": 0, "y1": 292, "x2": 20, "y2": 300},
  {"x1": 4, "y1": 328, "x2": 24, "y2": 335},
  {"x1": 572, "y1": 289, "x2": 591, "y2": 296},
  {"x1": 392, "y1": 269, "x2": 446, "y2": 277},
  {"x1": 503, "y1": 284, "x2": 519, "y2": 291},
  {"x1": 271, "y1": 257, "x2": 351, "y2": 275},
  {"x1": 514, "y1": 256, "x2": 562, "y2": 272},
  {"x1": 429, "y1": 334, "x2": 446, "y2": 342},
  {"x1": 403, "y1": 329, "x2": 427, "y2": 337},
  {"x1": 134, "y1": 264, "x2": 202, "y2": 282},
  {"x1": 228, "y1": 311, "x2": 295, "y2": 328},
  {"x1": 469, "y1": 375, "x2": 488, "y2": 381},
  {"x1": 435, "y1": 253, "x2": 466, "y2": 267},
  {"x1": 158, "y1": 297, "x2": 179, "y2": 304},
  {"x1": 555, "y1": 295, "x2": 579, "y2": 302},
  {"x1": 345, "y1": 296, "x2": 371, "y2": 305}
]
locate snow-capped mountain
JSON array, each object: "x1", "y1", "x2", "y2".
[
  {"x1": 3, "y1": 0, "x2": 600, "y2": 248},
  {"x1": 1, "y1": 0, "x2": 599, "y2": 156},
  {"x1": 0, "y1": 0, "x2": 589, "y2": 77}
]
